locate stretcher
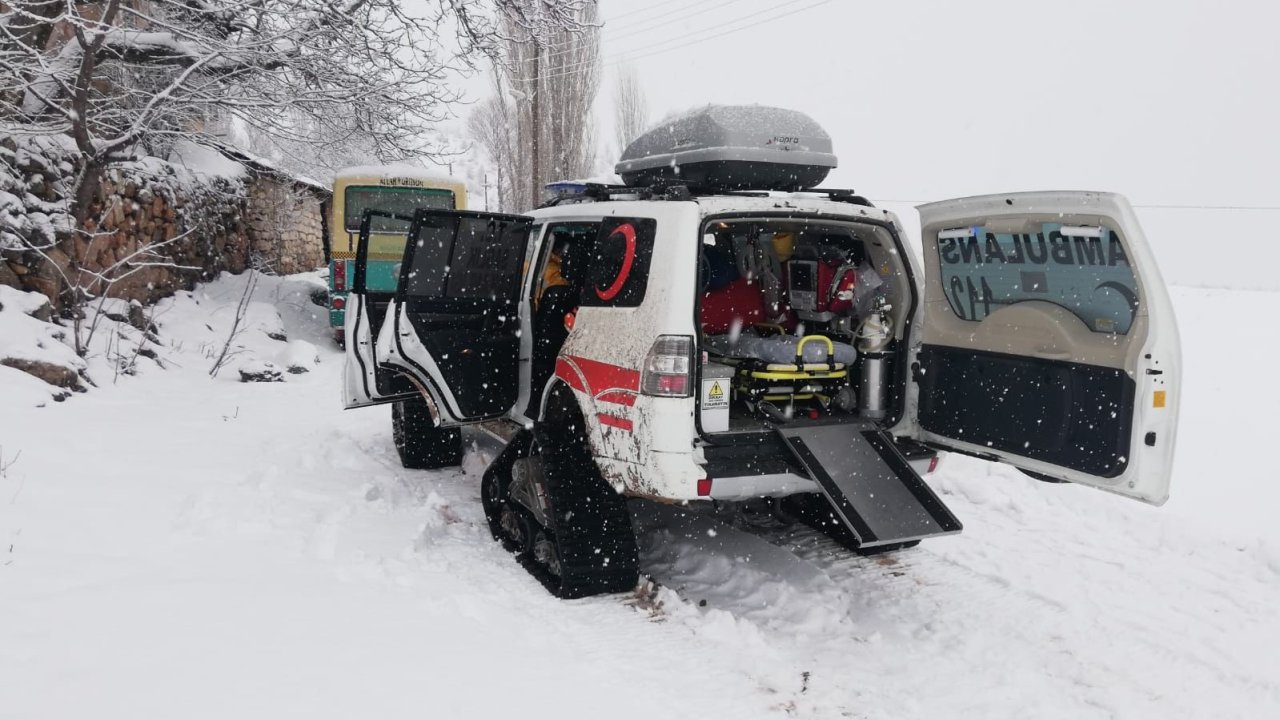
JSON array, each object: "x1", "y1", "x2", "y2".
[{"x1": 710, "y1": 334, "x2": 854, "y2": 408}]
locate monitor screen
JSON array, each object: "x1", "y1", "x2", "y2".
[{"x1": 789, "y1": 261, "x2": 816, "y2": 292}]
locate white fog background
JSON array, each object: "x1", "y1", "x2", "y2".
[{"x1": 460, "y1": 0, "x2": 1280, "y2": 290}]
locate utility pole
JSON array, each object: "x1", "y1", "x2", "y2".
[
  {"x1": 530, "y1": 39, "x2": 541, "y2": 211},
  {"x1": 483, "y1": 172, "x2": 491, "y2": 211}
]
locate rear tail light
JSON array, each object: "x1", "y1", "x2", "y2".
[
  {"x1": 927, "y1": 455, "x2": 940, "y2": 474},
  {"x1": 333, "y1": 260, "x2": 348, "y2": 291},
  {"x1": 696, "y1": 477, "x2": 713, "y2": 497},
  {"x1": 640, "y1": 335, "x2": 693, "y2": 397},
  {"x1": 332, "y1": 296, "x2": 346, "y2": 311}
]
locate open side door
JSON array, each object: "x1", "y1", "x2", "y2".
[
  {"x1": 342, "y1": 210, "x2": 421, "y2": 409},
  {"x1": 377, "y1": 210, "x2": 533, "y2": 426},
  {"x1": 913, "y1": 191, "x2": 1181, "y2": 505}
]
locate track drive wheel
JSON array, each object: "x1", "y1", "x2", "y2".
[{"x1": 482, "y1": 431, "x2": 535, "y2": 556}]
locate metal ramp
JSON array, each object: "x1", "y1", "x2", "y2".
[{"x1": 778, "y1": 423, "x2": 962, "y2": 549}]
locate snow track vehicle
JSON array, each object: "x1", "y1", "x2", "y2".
[{"x1": 342, "y1": 106, "x2": 1182, "y2": 598}]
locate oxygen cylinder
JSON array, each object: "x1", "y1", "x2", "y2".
[{"x1": 855, "y1": 300, "x2": 894, "y2": 419}]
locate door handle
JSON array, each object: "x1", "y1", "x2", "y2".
[{"x1": 1032, "y1": 348, "x2": 1072, "y2": 361}]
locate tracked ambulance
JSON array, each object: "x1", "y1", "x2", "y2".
[{"x1": 342, "y1": 106, "x2": 1182, "y2": 598}]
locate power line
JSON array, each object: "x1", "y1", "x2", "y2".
[
  {"x1": 535, "y1": 0, "x2": 749, "y2": 68},
  {"x1": 533, "y1": 0, "x2": 743, "y2": 62},
  {"x1": 604, "y1": 0, "x2": 745, "y2": 40},
  {"x1": 872, "y1": 199, "x2": 1280, "y2": 211},
  {"x1": 607, "y1": 0, "x2": 689, "y2": 23},
  {"x1": 620, "y1": 0, "x2": 836, "y2": 64},
  {"x1": 1132, "y1": 203, "x2": 1280, "y2": 211},
  {"x1": 523, "y1": 0, "x2": 833, "y2": 84}
]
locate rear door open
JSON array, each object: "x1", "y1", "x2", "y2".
[
  {"x1": 912, "y1": 191, "x2": 1181, "y2": 504},
  {"x1": 342, "y1": 210, "x2": 420, "y2": 409},
  {"x1": 376, "y1": 210, "x2": 533, "y2": 425}
]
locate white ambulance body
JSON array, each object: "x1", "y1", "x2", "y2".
[{"x1": 341, "y1": 106, "x2": 1181, "y2": 598}]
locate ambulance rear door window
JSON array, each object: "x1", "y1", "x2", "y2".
[
  {"x1": 936, "y1": 224, "x2": 1140, "y2": 334},
  {"x1": 580, "y1": 218, "x2": 657, "y2": 308}
]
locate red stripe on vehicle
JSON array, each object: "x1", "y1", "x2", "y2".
[
  {"x1": 555, "y1": 357, "x2": 587, "y2": 393},
  {"x1": 595, "y1": 390, "x2": 638, "y2": 408},
  {"x1": 597, "y1": 413, "x2": 634, "y2": 432},
  {"x1": 565, "y1": 355, "x2": 641, "y2": 394}
]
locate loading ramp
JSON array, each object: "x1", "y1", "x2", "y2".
[{"x1": 777, "y1": 423, "x2": 962, "y2": 549}]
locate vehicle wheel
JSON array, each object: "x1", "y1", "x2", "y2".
[{"x1": 392, "y1": 399, "x2": 462, "y2": 469}]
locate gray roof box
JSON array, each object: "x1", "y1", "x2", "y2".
[{"x1": 615, "y1": 105, "x2": 836, "y2": 192}]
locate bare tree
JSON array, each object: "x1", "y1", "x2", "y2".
[
  {"x1": 0, "y1": 1, "x2": 589, "y2": 319},
  {"x1": 208, "y1": 268, "x2": 258, "y2": 378},
  {"x1": 540, "y1": 2, "x2": 600, "y2": 189},
  {"x1": 470, "y1": 0, "x2": 601, "y2": 211},
  {"x1": 468, "y1": 95, "x2": 525, "y2": 213},
  {"x1": 613, "y1": 62, "x2": 648, "y2": 154}
]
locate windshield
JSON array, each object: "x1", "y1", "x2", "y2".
[{"x1": 344, "y1": 186, "x2": 454, "y2": 233}]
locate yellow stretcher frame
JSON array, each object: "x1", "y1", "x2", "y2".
[{"x1": 723, "y1": 334, "x2": 852, "y2": 405}]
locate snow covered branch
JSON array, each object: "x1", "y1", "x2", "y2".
[{"x1": 0, "y1": 0, "x2": 584, "y2": 316}]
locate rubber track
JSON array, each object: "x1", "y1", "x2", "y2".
[
  {"x1": 483, "y1": 426, "x2": 638, "y2": 599},
  {"x1": 533, "y1": 426, "x2": 639, "y2": 599}
]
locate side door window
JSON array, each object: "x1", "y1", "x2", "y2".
[
  {"x1": 403, "y1": 215, "x2": 528, "y2": 304},
  {"x1": 535, "y1": 222, "x2": 603, "y2": 305},
  {"x1": 579, "y1": 218, "x2": 658, "y2": 307}
]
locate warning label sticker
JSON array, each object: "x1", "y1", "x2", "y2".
[{"x1": 703, "y1": 380, "x2": 729, "y2": 410}]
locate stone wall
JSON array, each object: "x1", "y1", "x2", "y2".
[
  {"x1": 244, "y1": 176, "x2": 327, "y2": 276},
  {"x1": 0, "y1": 136, "x2": 329, "y2": 306}
]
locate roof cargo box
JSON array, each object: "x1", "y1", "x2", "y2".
[{"x1": 615, "y1": 105, "x2": 836, "y2": 192}]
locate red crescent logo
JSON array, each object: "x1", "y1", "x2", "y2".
[{"x1": 595, "y1": 222, "x2": 637, "y2": 301}]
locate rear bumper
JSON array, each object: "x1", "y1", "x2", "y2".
[
  {"x1": 600, "y1": 450, "x2": 707, "y2": 502},
  {"x1": 706, "y1": 472, "x2": 818, "y2": 500}
]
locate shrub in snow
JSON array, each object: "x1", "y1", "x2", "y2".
[
  {"x1": 278, "y1": 340, "x2": 319, "y2": 374},
  {"x1": 247, "y1": 302, "x2": 288, "y2": 342},
  {"x1": 238, "y1": 360, "x2": 283, "y2": 383},
  {"x1": 0, "y1": 285, "x2": 84, "y2": 396}
]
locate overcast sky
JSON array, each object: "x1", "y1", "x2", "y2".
[{"x1": 466, "y1": 0, "x2": 1280, "y2": 288}]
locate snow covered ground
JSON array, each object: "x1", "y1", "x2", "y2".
[{"x1": 1, "y1": 273, "x2": 1277, "y2": 719}]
